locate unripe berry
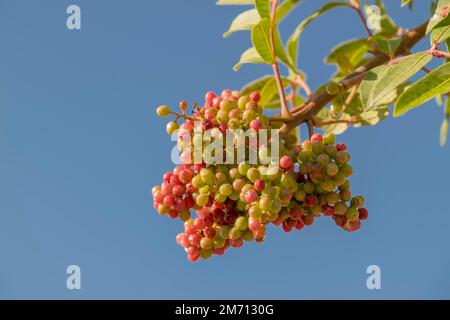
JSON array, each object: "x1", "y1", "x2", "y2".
[
  {"x1": 242, "y1": 229, "x2": 254, "y2": 242},
  {"x1": 200, "y1": 248, "x2": 212, "y2": 259},
  {"x1": 235, "y1": 216, "x2": 248, "y2": 231},
  {"x1": 345, "y1": 206, "x2": 359, "y2": 221},
  {"x1": 323, "y1": 133, "x2": 335, "y2": 145},
  {"x1": 351, "y1": 195, "x2": 365, "y2": 208},
  {"x1": 238, "y1": 95, "x2": 250, "y2": 109},
  {"x1": 166, "y1": 121, "x2": 179, "y2": 135},
  {"x1": 326, "y1": 163, "x2": 339, "y2": 176},
  {"x1": 339, "y1": 189, "x2": 352, "y2": 202},
  {"x1": 156, "y1": 105, "x2": 171, "y2": 117},
  {"x1": 334, "y1": 202, "x2": 347, "y2": 216},
  {"x1": 335, "y1": 151, "x2": 350, "y2": 164}
]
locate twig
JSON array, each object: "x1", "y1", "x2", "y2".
[
  {"x1": 314, "y1": 117, "x2": 357, "y2": 127},
  {"x1": 295, "y1": 75, "x2": 313, "y2": 98},
  {"x1": 307, "y1": 118, "x2": 314, "y2": 138},
  {"x1": 270, "y1": 0, "x2": 291, "y2": 118},
  {"x1": 278, "y1": 20, "x2": 429, "y2": 136},
  {"x1": 350, "y1": 1, "x2": 374, "y2": 38}
]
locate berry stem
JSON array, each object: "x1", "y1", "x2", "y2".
[{"x1": 269, "y1": 0, "x2": 291, "y2": 119}]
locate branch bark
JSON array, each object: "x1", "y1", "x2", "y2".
[{"x1": 278, "y1": 20, "x2": 429, "y2": 136}]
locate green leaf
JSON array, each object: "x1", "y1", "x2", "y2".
[
  {"x1": 234, "y1": 47, "x2": 265, "y2": 71},
  {"x1": 360, "y1": 53, "x2": 432, "y2": 111},
  {"x1": 251, "y1": 18, "x2": 274, "y2": 63},
  {"x1": 240, "y1": 76, "x2": 273, "y2": 95},
  {"x1": 440, "y1": 117, "x2": 448, "y2": 146},
  {"x1": 259, "y1": 77, "x2": 290, "y2": 108},
  {"x1": 286, "y1": 2, "x2": 348, "y2": 69},
  {"x1": 374, "y1": 36, "x2": 402, "y2": 56},
  {"x1": 426, "y1": 0, "x2": 450, "y2": 34},
  {"x1": 430, "y1": 15, "x2": 450, "y2": 44},
  {"x1": 223, "y1": 9, "x2": 260, "y2": 38},
  {"x1": 255, "y1": 0, "x2": 271, "y2": 19},
  {"x1": 401, "y1": 0, "x2": 413, "y2": 8},
  {"x1": 373, "y1": 0, "x2": 398, "y2": 36},
  {"x1": 216, "y1": 0, "x2": 254, "y2": 5},
  {"x1": 316, "y1": 108, "x2": 352, "y2": 135},
  {"x1": 326, "y1": 38, "x2": 371, "y2": 74},
  {"x1": 276, "y1": 0, "x2": 302, "y2": 22},
  {"x1": 394, "y1": 62, "x2": 450, "y2": 117}
]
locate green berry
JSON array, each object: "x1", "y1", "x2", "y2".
[
  {"x1": 156, "y1": 105, "x2": 171, "y2": 117},
  {"x1": 166, "y1": 121, "x2": 179, "y2": 135},
  {"x1": 235, "y1": 216, "x2": 248, "y2": 231}
]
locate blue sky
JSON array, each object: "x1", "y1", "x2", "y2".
[{"x1": 0, "y1": 0, "x2": 449, "y2": 299}]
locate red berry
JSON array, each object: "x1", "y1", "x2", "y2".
[
  {"x1": 230, "y1": 238, "x2": 244, "y2": 248},
  {"x1": 188, "y1": 234, "x2": 201, "y2": 246},
  {"x1": 305, "y1": 195, "x2": 318, "y2": 207},
  {"x1": 163, "y1": 172, "x2": 173, "y2": 183},
  {"x1": 245, "y1": 189, "x2": 258, "y2": 203},
  {"x1": 250, "y1": 119, "x2": 263, "y2": 132},
  {"x1": 205, "y1": 91, "x2": 216, "y2": 103},
  {"x1": 279, "y1": 155, "x2": 293, "y2": 169},
  {"x1": 254, "y1": 179, "x2": 265, "y2": 192},
  {"x1": 179, "y1": 100, "x2": 188, "y2": 112},
  {"x1": 358, "y1": 207, "x2": 369, "y2": 220},
  {"x1": 163, "y1": 195, "x2": 175, "y2": 207},
  {"x1": 336, "y1": 143, "x2": 347, "y2": 151},
  {"x1": 322, "y1": 205, "x2": 335, "y2": 216},
  {"x1": 294, "y1": 220, "x2": 305, "y2": 230},
  {"x1": 333, "y1": 215, "x2": 347, "y2": 227},
  {"x1": 249, "y1": 91, "x2": 261, "y2": 102},
  {"x1": 310, "y1": 133, "x2": 323, "y2": 143}
]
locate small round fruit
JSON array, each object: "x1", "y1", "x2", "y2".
[
  {"x1": 166, "y1": 121, "x2": 179, "y2": 135},
  {"x1": 156, "y1": 105, "x2": 171, "y2": 117}
]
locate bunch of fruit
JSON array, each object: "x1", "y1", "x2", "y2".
[{"x1": 152, "y1": 89, "x2": 368, "y2": 262}]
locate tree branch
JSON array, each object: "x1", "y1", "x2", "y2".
[{"x1": 278, "y1": 20, "x2": 429, "y2": 136}]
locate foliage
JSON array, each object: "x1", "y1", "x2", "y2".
[{"x1": 219, "y1": 0, "x2": 450, "y2": 145}]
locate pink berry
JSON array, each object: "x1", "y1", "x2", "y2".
[
  {"x1": 221, "y1": 89, "x2": 233, "y2": 99},
  {"x1": 248, "y1": 217, "x2": 261, "y2": 232},
  {"x1": 230, "y1": 238, "x2": 244, "y2": 248},
  {"x1": 310, "y1": 133, "x2": 323, "y2": 143},
  {"x1": 205, "y1": 91, "x2": 216, "y2": 103},
  {"x1": 188, "y1": 234, "x2": 201, "y2": 246},
  {"x1": 279, "y1": 155, "x2": 293, "y2": 169},
  {"x1": 250, "y1": 119, "x2": 263, "y2": 132},
  {"x1": 245, "y1": 189, "x2": 258, "y2": 203},
  {"x1": 254, "y1": 179, "x2": 265, "y2": 192},
  {"x1": 249, "y1": 91, "x2": 261, "y2": 102}
]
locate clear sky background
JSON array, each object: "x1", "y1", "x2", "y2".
[{"x1": 0, "y1": 0, "x2": 449, "y2": 299}]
